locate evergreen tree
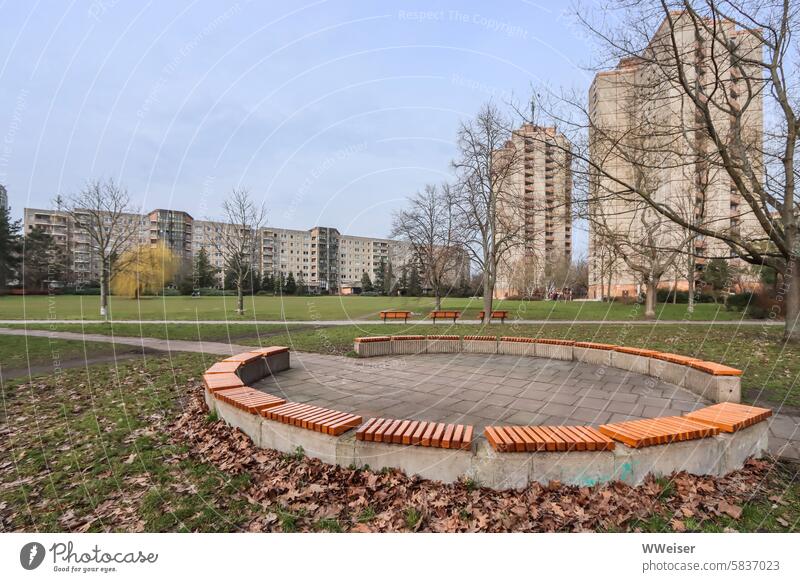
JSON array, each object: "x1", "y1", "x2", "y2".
[
  {"x1": 408, "y1": 264, "x2": 422, "y2": 296},
  {"x1": 374, "y1": 261, "x2": 386, "y2": 295},
  {"x1": 0, "y1": 206, "x2": 21, "y2": 290},
  {"x1": 250, "y1": 269, "x2": 261, "y2": 293},
  {"x1": 296, "y1": 272, "x2": 307, "y2": 295},
  {"x1": 360, "y1": 271, "x2": 373, "y2": 293},
  {"x1": 262, "y1": 271, "x2": 274, "y2": 294},
  {"x1": 383, "y1": 261, "x2": 394, "y2": 295},
  {"x1": 284, "y1": 272, "x2": 297, "y2": 295},
  {"x1": 399, "y1": 265, "x2": 408, "y2": 295},
  {"x1": 193, "y1": 247, "x2": 218, "y2": 288},
  {"x1": 275, "y1": 272, "x2": 285, "y2": 295},
  {"x1": 22, "y1": 226, "x2": 64, "y2": 291}
]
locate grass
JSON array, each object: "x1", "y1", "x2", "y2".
[
  {"x1": 0, "y1": 335, "x2": 118, "y2": 373},
  {"x1": 0, "y1": 352, "x2": 263, "y2": 531},
  {"x1": 0, "y1": 294, "x2": 751, "y2": 321},
  {"x1": 3, "y1": 322, "x2": 290, "y2": 343},
  {"x1": 1, "y1": 346, "x2": 798, "y2": 532}
]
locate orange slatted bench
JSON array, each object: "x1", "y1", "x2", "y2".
[
  {"x1": 535, "y1": 338, "x2": 576, "y2": 346},
  {"x1": 614, "y1": 346, "x2": 659, "y2": 356},
  {"x1": 249, "y1": 346, "x2": 289, "y2": 357},
  {"x1": 688, "y1": 361, "x2": 743, "y2": 376},
  {"x1": 429, "y1": 310, "x2": 460, "y2": 323},
  {"x1": 485, "y1": 425, "x2": 615, "y2": 452},
  {"x1": 205, "y1": 361, "x2": 242, "y2": 374},
  {"x1": 685, "y1": 402, "x2": 772, "y2": 432},
  {"x1": 500, "y1": 336, "x2": 536, "y2": 343},
  {"x1": 223, "y1": 351, "x2": 264, "y2": 364},
  {"x1": 263, "y1": 402, "x2": 362, "y2": 436},
  {"x1": 477, "y1": 310, "x2": 509, "y2": 323},
  {"x1": 354, "y1": 336, "x2": 391, "y2": 343},
  {"x1": 214, "y1": 387, "x2": 286, "y2": 413},
  {"x1": 203, "y1": 372, "x2": 245, "y2": 393},
  {"x1": 651, "y1": 352, "x2": 702, "y2": 365},
  {"x1": 391, "y1": 335, "x2": 425, "y2": 340},
  {"x1": 598, "y1": 416, "x2": 718, "y2": 448},
  {"x1": 463, "y1": 335, "x2": 496, "y2": 341},
  {"x1": 356, "y1": 417, "x2": 474, "y2": 450},
  {"x1": 380, "y1": 310, "x2": 412, "y2": 323},
  {"x1": 574, "y1": 341, "x2": 617, "y2": 350}
]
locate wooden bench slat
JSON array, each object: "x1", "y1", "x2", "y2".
[
  {"x1": 598, "y1": 416, "x2": 719, "y2": 448},
  {"x1": 685, "y1": 402, "x2": 772, "y2": 433},
  {"x1": 486, "y1": 425, "x2": 617, "y2": 453}
]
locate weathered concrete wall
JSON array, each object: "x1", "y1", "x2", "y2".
[
  {"x1": 427, "y1": 338, "x2": 461, "y2": 353},
  {"x1": 391, "y1": 339, "x2": 426, "y2": 355},
  {"x1": 535, "y1": 343, "x2": 573, "y2": 361},
  {"x1": 684, "y1": 368, "x2": 741, "y2": 403},
  {"x1": 610, "y1": 351, "x2": 650, "y2": 375},
  {"x1": 574, "y1": 346, "x2": 613, "y2": 367},
  {"x1": 462, "y1": 339, "x2": 498, "y2": 354},
  {"x1": 355, "y1": 340, "x2": 391, "y2": 357},
  {"x1": 497, "y1": 341, "x2": 535, "y2": 357}
]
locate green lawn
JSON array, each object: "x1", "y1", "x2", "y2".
[
  {"x1": 0, "y1": 294, "x2": 751, "y2": 321},
  {"x1": 0, "y1": 335, "x2": 118, "y2": 374},
  {"x1": 1, "y1": 352, "x2": 796, "y2": 532}
]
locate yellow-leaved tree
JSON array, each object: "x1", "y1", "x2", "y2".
[{"x1": 112, "y1": 242, "x2": 179, "y2": 298}]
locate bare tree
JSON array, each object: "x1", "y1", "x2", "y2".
[
  {"x1": 452, "y1": 103, "x2": 525, "y2": 322},
  {"x1": 65, "y1": 179, "x2": 141, "y2": 320},
  {"x1": 391, "y1": 183, "x2": 462, "y2": 309},
  {"x1": 212, "y1": 188, "x2": 266, "y2": 315},
  {"x1": 536, "y1": 1, "x2": 798, "y2": 339}
]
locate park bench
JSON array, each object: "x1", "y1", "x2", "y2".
[
  {"x1": 485, "y1": 425, "x2": 615, "y2": 452},
  {"x1": 477, "y1": 310, "x2": 509, "y2": 323},
  {"x1": 428, "y1": 310, "x2": 460, "y2": 324},
  {"x1": 357, "y1": 417, "x2": 474, "y2": 450},
  {"x1": 379, "y1": 310, "x2": 412, "y2": 323},
  {"x1": 598, "y1": 416, "x2": 718, "y2": 448},
  {"x1": 262, "y1": 402, "x2": 362, "y2": 436}
]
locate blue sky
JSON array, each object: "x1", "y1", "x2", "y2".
[{"x1": 0, "y1": 0, "x2": 601, "y2": 256}]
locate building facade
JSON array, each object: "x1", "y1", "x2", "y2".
[
  {"x1": 0, "y1": 184, "x2": 7, "y2": 211},
  {"x1": 25, "y1": 206, "x2": 439, "y2": 294},
  {"x1": 587, "y1": 14, "x2": 764, "y2": 299},
  {"x1": 494, "y1": 124, "x2": 572, "y2": 299}
]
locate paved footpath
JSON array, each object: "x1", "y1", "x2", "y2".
[
  {"x1": 0, "y1": 319, "x2": 785, "y2": 326},
  {"x1": 1, "y1": 327, "x2": 797, "y2": 460}
]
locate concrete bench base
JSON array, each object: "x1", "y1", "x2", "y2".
[
  {"x1": 497, "y1": 340, "x2": 535, "y2": 357},
  {"x1": 427, "y1": 338, "x2": 461, "y2": 353},
  {"x1": 463, "y1": 339, "x2": 498, "y2": 354},
  {"x1": 354, "y1": 340, "x2": 391, "y2": 357},
  {"x1": 574, "y1": 346, "x2": 613, "y2": 367},
  {"x1": 391, "y1": 339, "x2": 426, "y2": 355},
  {"x1": 210, "y1": 392, "x2": 767, "y2": 490}
]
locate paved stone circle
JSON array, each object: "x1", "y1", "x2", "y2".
[{"x1": 253, "y1": 351, "x2": 709, "y2": 432}]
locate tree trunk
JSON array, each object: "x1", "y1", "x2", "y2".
[
  {"x1": 687, "y1": 252, "x2": 695, "y2": 314},
  {"x1": 237, "y1": 279, "x2": 244, "y2": 315},
  {"x1": 483, "y1": 274, "x2": 493, "y2": 324},
  {"x1": 100, "y1": 261, "x2": 109, "y2": 321},
  {"x1": 434, "y1": 290, "x2": 441, "y2": 311},
  {"x1": 644, "y1": 279, "x2": 657, "y2": 319},
  {"x1": 784, "y1": 256, "x2": 800, "y2": 342}
]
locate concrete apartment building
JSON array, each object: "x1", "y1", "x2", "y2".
[
  {"x1": 587, "y1": 13, "x2": 763, "y2": 299},
  {"x1": 495, "y1": 123, "x2": 572, "y2": 299},
  {"x1": 23, "y1": 203, "x2": 433, "y2": 293},
  {"x1": 0, "y1": 184, "x2": 7, "y2": 211}
]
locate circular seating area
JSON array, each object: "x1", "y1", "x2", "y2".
[{"x1": 202, "y1": 339, "x2": 772, "y2": 490}]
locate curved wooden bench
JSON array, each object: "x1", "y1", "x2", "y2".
[
  {"x1": 685, "y1": 402, "x2": 771, "y2": 432},
  {"x1": 598, "y1": 416, "x2": 719, "y2": 448},
  {"x1": 357, "y1": 417, "x2": 474, "y2": 450},
  {"x1": 263, "y1": 402, "x2": 362, "y2": 436},
  {"x1": 485, "y1": 425, "x2": 614, "y2": 452}
]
